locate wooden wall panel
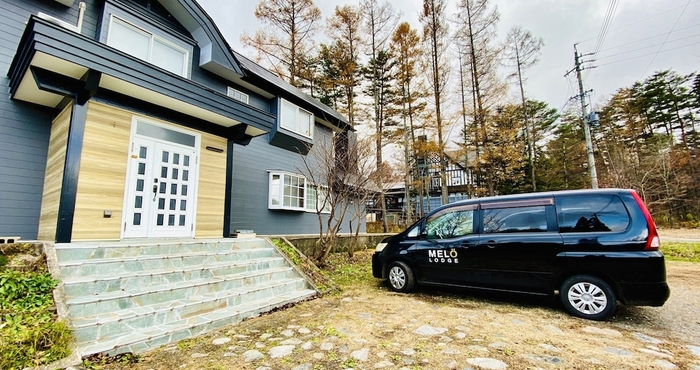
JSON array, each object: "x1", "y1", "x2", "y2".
[
  {"x1": 37, "y1": 104, "x2": 72, "y2": 240},
  {"x1": 69, "y1": 101, "x2": 226, "y2": 240},
  {"x1": 195, "y1": 134, "x2": 227, "y2": 238},
  {"x1": 71, "y1": 102, "x2": 132, "y2": 240}
]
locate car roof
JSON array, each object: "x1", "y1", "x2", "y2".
[{"x1": 428, "y1": 188, "x2": 629, "y2": 214}]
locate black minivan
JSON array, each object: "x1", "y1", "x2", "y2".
[{"x1": 372, "y1": 189, "x2": 670, "y2": 320}]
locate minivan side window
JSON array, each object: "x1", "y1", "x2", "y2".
[
  {"x1": 557, "y1": 195, "x2": 630, "y2": 233},
  {"x1": 425, "y1": 206, "x2": 475, "y2": 239},
  {"x1": 483, "y1": 205, "x2": 547, "y2": 234}
]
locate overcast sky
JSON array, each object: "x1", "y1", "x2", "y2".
[{"x1": 197, "y1": 0, "x2": 700, "y2": 114}]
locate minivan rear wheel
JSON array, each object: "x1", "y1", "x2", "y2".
[
  {"x1": 560, "y1": 275, "x2": 616, "y2": 320},
  {"x1": 387, "y1": 261, "x2": 415, "y2": 293}
]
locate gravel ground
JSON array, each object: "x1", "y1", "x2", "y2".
[{"x1": 93, "y1": 231, "x2": 700, "y2": 370}]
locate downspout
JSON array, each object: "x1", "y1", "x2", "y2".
[{"x1": 77, "y1": 2, "x2": 86, "y2": 34}]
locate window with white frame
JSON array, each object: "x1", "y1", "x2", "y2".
[
  {"x1": 227, "y1": 87, "x2": 249, "y2": 104},
  {"x1": 306, "y1": 183, "x2": 331, "y2": 213},
  {"x1": 280, "y1": 99, "x2": 314, "y2": 138},
  {"x1": 107, "y1": 16, "x2": 189, "y2": 77},
  {"x1": 269, "y1": 172, "x2": 306, "y2": 211}
]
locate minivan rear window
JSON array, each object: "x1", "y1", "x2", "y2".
[{"x1": 557, "y1": 194, "x2": 630, "y2": 232}]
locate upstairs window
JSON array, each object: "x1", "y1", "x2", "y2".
[
  {"x1": 227, "y1": 87, "x2": 249, "y2": 104},
  {"x1": 107, "y1": 16, "x2": 189, "y2": 77},
  {"x1": 280, "y1": 99, "x2": 313, "y2": 139}
]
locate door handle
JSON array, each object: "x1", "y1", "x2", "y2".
[
  {"x1": 461, "y1": 241, "x2": 474, "y2": 248},
  {"x1": 152, "y1": 178, "x2": 158, "y2": 201},
  {"x1": 484, "y1": 240, "x2": 497, "y2": 248}
]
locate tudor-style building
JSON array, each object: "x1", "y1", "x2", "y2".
[{"x1": 1, "y1": 0, "x2": 357, "y2": 243}]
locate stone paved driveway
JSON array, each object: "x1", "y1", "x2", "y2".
[{"x1": 95, "y1": 260, "x2": 700, "y2": 370}]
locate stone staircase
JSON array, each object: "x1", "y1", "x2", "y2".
[{"x1": 52, "y1": 238, "x2": 317, "y2": 356}]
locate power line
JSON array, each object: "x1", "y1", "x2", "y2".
[
  {"x1": 595, "y1": 33, "x2": 700, "y2": 60},
  {"x1": 592, "y1": 0, "x2": 619, "y2": 58},
  {"x1": 597, "y1": 40, "x2": 700, "y2": 67},
  {"x1": 585, "y1": 0, "x2": 619, "y2": 80},
  {"x1": 640, "y1": 0, "x2": 693, "y2": 77},
  {"x1": 577, "y1": 0, "x2": 700, "y2": 44},
  {"x1": 596, "y1": 23, "x2": 700, "y2": 53}
]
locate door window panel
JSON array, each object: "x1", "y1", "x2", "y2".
[
  {"x1": 483, "y1": 206, "x2": 547, "y2": 234},
  {"x1": 557, "y1": 195, "x2": 630, "y2": 232},
  {"x1": 425, "y1": 207, "x2": 475, "y2": 239}
]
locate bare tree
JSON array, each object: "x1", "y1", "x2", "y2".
[
  {"x1": 455, "y1": 0, "x2": 502, "y2": 196},
  {"x1": 503, "y1": 25, "x2": 544, "y2": 191},
  {"x1": 297, "y1": 129, "x2": 378, "y2": 264},
  {"x1": 241, "y1": 0, "x2": 321, "y2": 88},
  {"x1": 361, "y1": 0, "x2": 400, "y2": 232},
  {"x1": 420, "y1": 0, "x2": 451, "y2": 204}
]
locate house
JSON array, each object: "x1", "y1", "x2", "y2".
[
  {"x1": 369, "y1": 148, "x2": 473, "y2": 226},
  {"x1": 1, "y1": 0, "x2": 360, "y2": 243}
]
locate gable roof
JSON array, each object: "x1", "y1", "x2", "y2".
[
  {"x1": 233, "y1": 51, "x2": 350, "y2": 130},
  {"x1": 157, "y1": 0, "x2": 242, "y2": 78},
  {"x1": 156, "y1": 0, "x2": 348, "y2": 131}
]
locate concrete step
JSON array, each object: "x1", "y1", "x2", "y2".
[
  {"x1": 66, "y1": 266, "x2": 300, "y2": 318},
  {"x1": 54, "y1": 238, "x2": 317, "y2": 357},
  {"x1": 54, "y1": 239, "x2": 268, "y2": 263},
  {"x1": 58, "y1": 247, "x2": 278, "y2": 279},
  {"x1": 62, "y1": 256, "x2": 287, "y2": 297},
  {"x1": 71, "y1": 277, "x2": 310, "y2": 347},
  {"x1": 77, "y1": 288, "x2": 317, "y2": 356}
]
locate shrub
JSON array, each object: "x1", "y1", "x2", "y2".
[{"x1": 0, "y1": 269, "x2": 73, "y2": 369}]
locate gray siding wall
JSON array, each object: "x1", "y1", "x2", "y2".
[
  {"x1": 0, "y1": 0, "x2": 102, "y2": 239},
  {"x1": 230, "y1": 124, "x2": 365, "y2": 235}
]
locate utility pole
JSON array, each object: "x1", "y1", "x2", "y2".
[{"x1": 572, "y1": 44, "x2": 599, "y2": 189}]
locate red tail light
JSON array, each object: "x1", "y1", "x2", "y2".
[{"x1": 631, "y1": 190, "x2": 660, "y2": 251}]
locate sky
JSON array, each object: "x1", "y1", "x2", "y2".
[{"x1": 196, "y1": 0, "x2": 700, "y2": 115}]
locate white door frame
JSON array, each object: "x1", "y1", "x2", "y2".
[{"x1": 121, "y1": 116, "x2": 200, "y2": 239}]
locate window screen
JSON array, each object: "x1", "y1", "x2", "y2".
[
  {"x1": 557, "y1": 195, "x2": 630, "y2": 232},
  {"x1": 483, "y1": 205, "x2": 547, "y2": 234}
]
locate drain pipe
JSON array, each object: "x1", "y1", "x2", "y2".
[{"x1": 77, "y1": 2, "x2": 86, "y2": 34}]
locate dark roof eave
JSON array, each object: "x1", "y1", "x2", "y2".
[
  {"x1": 232, "y1": 51, "x2": 350, "y2": 130},
  {"x1": 10, "y1": 17, "x2": 275, "y2": 132}
]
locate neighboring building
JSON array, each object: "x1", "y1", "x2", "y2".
[
  {"x1": 369, "y1": 150, "x2": 474, "y2": 226},
  {"x1": 1, "y1": 0, "x2": 358, "y2": 243}
]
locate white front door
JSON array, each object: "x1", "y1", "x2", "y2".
[{"x1": 123, "y1": 135, "x2": 198, "y2": 238}]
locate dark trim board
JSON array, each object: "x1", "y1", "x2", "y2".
[
  {"x1": 93, "y1": 90, "x2": 256, "y2": 144},
  {"x1": 56, "y1": 101, "x2": 88, "y2": 243},
  {"x1": 9, "y1": 17, "x2": 276, "y2": 132}
]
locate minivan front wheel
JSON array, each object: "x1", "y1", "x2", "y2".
[
  {"x1": 387, "y1": 261, "x2": 415, "y2": 293},
  {"x1": 560, "y1": 275, "x2": 616, "y2": 320}
]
